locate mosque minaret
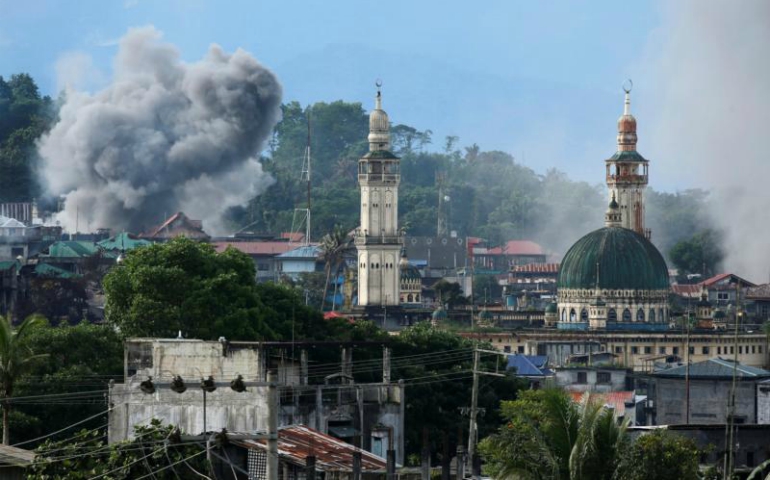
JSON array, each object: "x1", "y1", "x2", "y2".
[{"x1": 355, "y1": 84, "x2": 402, "y2": 307}]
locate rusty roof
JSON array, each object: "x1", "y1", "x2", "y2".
[
  {"x1": 234, "y1": 425, "x2": 387, "y2": 472},
  {"x1": 570, "y1": 391, "x2": 636, "y2": 417},
  {"x1": 212, "y1": 241, "x2": 297, "y2": 256},
  {"x1": 485, "y1": 240, "x2": 544, "y2": 256}
]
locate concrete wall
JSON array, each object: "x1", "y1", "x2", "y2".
[
  {"x1": 109, "y1": 380, "x2": 268, "y2": 443},
  {"x1": 758, "y1": 382, "x2": 770, "y2": 424},
  {"x1": 654, "y1": 378, "x2": 757, "y2": 425},
  {"x1": 555, "y1": 368, "x2": 628, "y2": 393}
]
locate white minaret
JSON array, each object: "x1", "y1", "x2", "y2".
[
  {"x1": 355, "y1": 83, "x2": 402, "y2": 306},
  {"x1": 605, "y1": 82, "x2": 650, "y2": 238}
]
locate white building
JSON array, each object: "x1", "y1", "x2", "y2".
[{"x1": 355, "y1": 86, "x2": 402, "y2": 307}]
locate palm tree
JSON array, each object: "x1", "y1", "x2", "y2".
[
  {"x1": 0, "y1": 314, "x2": 48, "y2": 444},
  {"x1": 480, "y1": 389, "x2": 628, "y2": 480},
  {"x1": 319, "y1": 225, "x2": 350, "y2": 311}
]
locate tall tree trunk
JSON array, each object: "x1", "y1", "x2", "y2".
[
  {"x1": 321, "y1": 264, "x2": 331, "y2": 312},
  {"x1": 2, "y1": 400, "x2": 9, "y2": 445}
]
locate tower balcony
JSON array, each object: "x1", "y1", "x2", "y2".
[
  {"x1": 358, "y1": 173, "x2": 400, "y2": 185},
  {"x1": 606, "y1": 173, "x2": 648, "y2": 185},
  {"x1": 354, "y1": 229, "x2": 403, "y2": 246}
]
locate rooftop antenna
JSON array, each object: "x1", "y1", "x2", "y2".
[{"x1": 290, "y1": 108, "x2": 312, "y2": 246}]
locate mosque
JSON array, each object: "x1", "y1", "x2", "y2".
[{"x1": 549, "y1": 86, "x2": 671, "y2": 331}]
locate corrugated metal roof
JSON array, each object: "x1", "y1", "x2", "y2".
[
  {"x1": 213, "y1": 241, "x2": 298, "y2": 256},
  {"x1": 507, "y1": 355, "x2": 551, "y2": 377},
  {"x1": 98, "y1": 232, "x2": 152, "y2": 251},
  {"x1": 45, "y1": 241, "x2": 101, "y2": 258},
  {"x1": 234, "y1": 425, "x2": 387, "y2": 472},
  {"x1": 277, "y1": 245, "x2": 321, "y2": 259},
  {"x1": 512, "y1": 263, "x2": 559, "y2": 273},
  {"x1": 653, "y1": 358, "x2": 770, "y2": 379}
]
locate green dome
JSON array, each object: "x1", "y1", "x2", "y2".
[
  {"x1": 432, "y1": 307, "x2": 448, "y2": 320},
  {"x1": 545, "y1": 302, "x2": 558, "y2": 314},
  {"x1": 557, "y1": 227, "x2": 669, "y2": 291}
]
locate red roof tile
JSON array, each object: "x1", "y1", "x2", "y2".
[
  {"x1": 569, "y1": 391, "x2": 635, "y2": 417},
  {"x1": 486, "y1": 240, "x2": 544, "y2": 256}
]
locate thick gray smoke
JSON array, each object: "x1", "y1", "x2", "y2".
[
  {"x1": 39, "y1": 26, "x2": 282, "y2": 234},
  {"x1": 644, "y1": 0, "x2": 770, "y2": 282}
]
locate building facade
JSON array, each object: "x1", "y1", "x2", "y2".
[{"x1": 355, "y1": 87, "x2": 402, "y2": 307}]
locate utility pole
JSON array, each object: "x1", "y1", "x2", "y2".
[
  {"x1": 267, "y1": 371, "x2": 279, "y2": 480},
  {"x1": 467, "y1": 348, "x2": 506, "y2": 480}
]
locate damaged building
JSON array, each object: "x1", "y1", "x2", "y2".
[{"x1": 108, "y1": 338, "x2": 405, "y2": 464}]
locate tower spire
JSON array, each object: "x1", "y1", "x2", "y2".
[
  {"x1": 368, "y1": 79, "x2": 390, "y2": 152},
  {"x1": 617, "y1": 79, "x2": 637, "y2": 152}
]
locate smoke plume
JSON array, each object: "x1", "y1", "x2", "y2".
[
  {"x1": 39, "y1": 26, "x2": 282, "y2": 234},
  {"x1": 645, "y1": 0, "x2": 770, "y2": 282}
]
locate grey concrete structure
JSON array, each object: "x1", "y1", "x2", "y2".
[
  {"x1": 554, "y1": 367, "x2": 631, "y2": 393},
  {"x1": 109, "y1": 339, "x2": 405, "y2": 464},
  {"x1": 647, "y1": 358, "x2": 770, "y2": 425}
]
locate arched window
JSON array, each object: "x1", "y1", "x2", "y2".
[
  {"x1": 569, "y1": 308, "x2": 576, "y2": 322},
  {"x1": 649, "y1": 309, "x2": 656, "y2": 323},
  {"x1": 561, "y1": 309, "x2": 567, "y2": 322},
  {"x1": 637, "y1": 308, "x2": 645, "y2": 322},
  {"x1": 581, "y1": 308, "x2": 589, "y2": 321},
  {"x1": 660, "y1": 308, "x2": 665, "y2": 323},
  {"x1": 608, "y1": 308, "x2": 617, "y2": 322},
  {"x1": 415, "y1": 294, "x2": 420, "y2": 302},
  {"x1": 407, "y1": 294, "x2": 413, "y2": 302},
  {"x1": 622, "y1": 309, "x2": 632, "y2": 322}
]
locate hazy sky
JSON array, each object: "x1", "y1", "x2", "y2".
[{"x1": 0, "y1": 0, "x2": 661, "y2": 183}]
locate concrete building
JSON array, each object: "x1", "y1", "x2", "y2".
[
  {"x1": 647, "y1": 358, "x2": 770, "y2": 425},
  {"x1": 276, "y1": 245, "x2": 322, "y2": 281},
  {"x1": 212, "y1": 240, "x2": 297, "y2": 282},
  {"x1": 464, "y1": 330, "x2": 769, "y2": 372},
  {"x1": 109, "y1": 338, "x2": 405, "y2": 464},
  {"x1": 355, "y1": 85, "x2": 402, "y2": 307},
  {"x1": 555, "y1": 366, "x2": 631, "y2": 394}
]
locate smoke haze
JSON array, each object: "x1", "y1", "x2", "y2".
[
  {"x1": 38, "y1": 26, "x2": 282, "y2": 234},
  {"x1": 642, "y1": 0, "x2": 770, "y2": 281}
]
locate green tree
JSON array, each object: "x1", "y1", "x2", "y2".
[
  {"x1": 391, "y1": 323, "x2": 525, "y2": 463},
  {"x1": 9, "y1": 321, "x2": 123, "y2": 446},
  {"x1": 104, "y1": 237, "x2": 272, "y2": 340},
  {"x1": 0, "y1": 313, "x2": 47, "y2": 444},
  {"x1": 433, "y1": 279, "x2": 468, "y2": 309},
  {"x1": 319, "y1": 224, "x2": 351, "y2": 311},
  {"x1": 29, "y1": 419, "x2": 209, "y2": 479},
  {"x1": 479, "y1": 389, "x2": 628, "y2": 480},
  {"x1": 669, "y1": 229, "x2": 725, "y2": 278},
  {"x1": 614, "y1": 429, "x2": 700, "y2": 480}
]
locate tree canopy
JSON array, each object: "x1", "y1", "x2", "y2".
[{"x1": 0, "y1": 73, "x2": 54, "y2": 202}]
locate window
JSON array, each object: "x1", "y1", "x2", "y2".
[
  {"x1": 659, "y1": 347, "x2": 666, "y2": 354},
  {"x1": 608, "y1": 309, "x2": 617, "y2": 322},
  {"x1": 644, "y1": 346, "x2": 652, "y2": 354},
  {"x1": 717, "y1": 292, "x2": 729, "y2": 301},
  {"x1": 748, "y1": 451, "x2": 755, "y2": 467},
  {"x1": 518, "y1": 346, "x2": 525, "y2": 354},
  {"x1": 561, "y1": 309, "x2": 567, "y2": 322},
  {"x1": 597, "y1": 372, "x2": 611, "y2": 384},
  {"x1": 503, "y1": 346, "x2": 511, "y2": 353},
  {"x1": 615, "y1": 346, "x2": 623, "y2": 354},
  {"x1": 637, "y1": 308, "x2": 645, "y2": 322},
  {"x1": 650, "y1": 309, "x2": 656, "y2": 322},
  {"x1": 730, "y1": 346, "x2": 734, "y2": 354},
  {"x1": 739, "y1": 346, "x2": 743, "y2": 354},
  {"x1": 577, "y1": 372, "x2": 587, "y2": 384},
  {"x1": 570, "y1": 309, "x2": 576, "y2": 322},
  {"x1": 623, "y1": 309, "x2": 632, "y2": 322},
  {"x1": 718, "y1": 347, "x2": 722, "y2": 355},
  {"x1": 702, "y1": 346, "x2": 710, "y2": 355},
  {"x1": 752, "y1": 346, "x2": 756, "y2": 354},
  {"x1": 760, "y1": 346, "x2": 763, "y2": 354},
  {"x1": 581, "y1": 308, "x2": 588, "y2": 321},
  {"x1": 673, "y1": 347, "x2": 679, "y2": 355},
  {"x1": 689, "y1": 346, "x2": 695, "y2": 355},
  {"x1": 631, "y1": 346, "x2": 639, "y2": 354}
]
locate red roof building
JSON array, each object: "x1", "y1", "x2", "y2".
[{"x1": 142, "y1": 212, "x2": 209, "y2": 241}]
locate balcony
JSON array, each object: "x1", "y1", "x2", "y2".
[
  {"x1": 358, "y1": 174, "x2": 400, "y2": 184},
  {"x1": 606, "y1": 174, "x2": 647, "y2": 184}
]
